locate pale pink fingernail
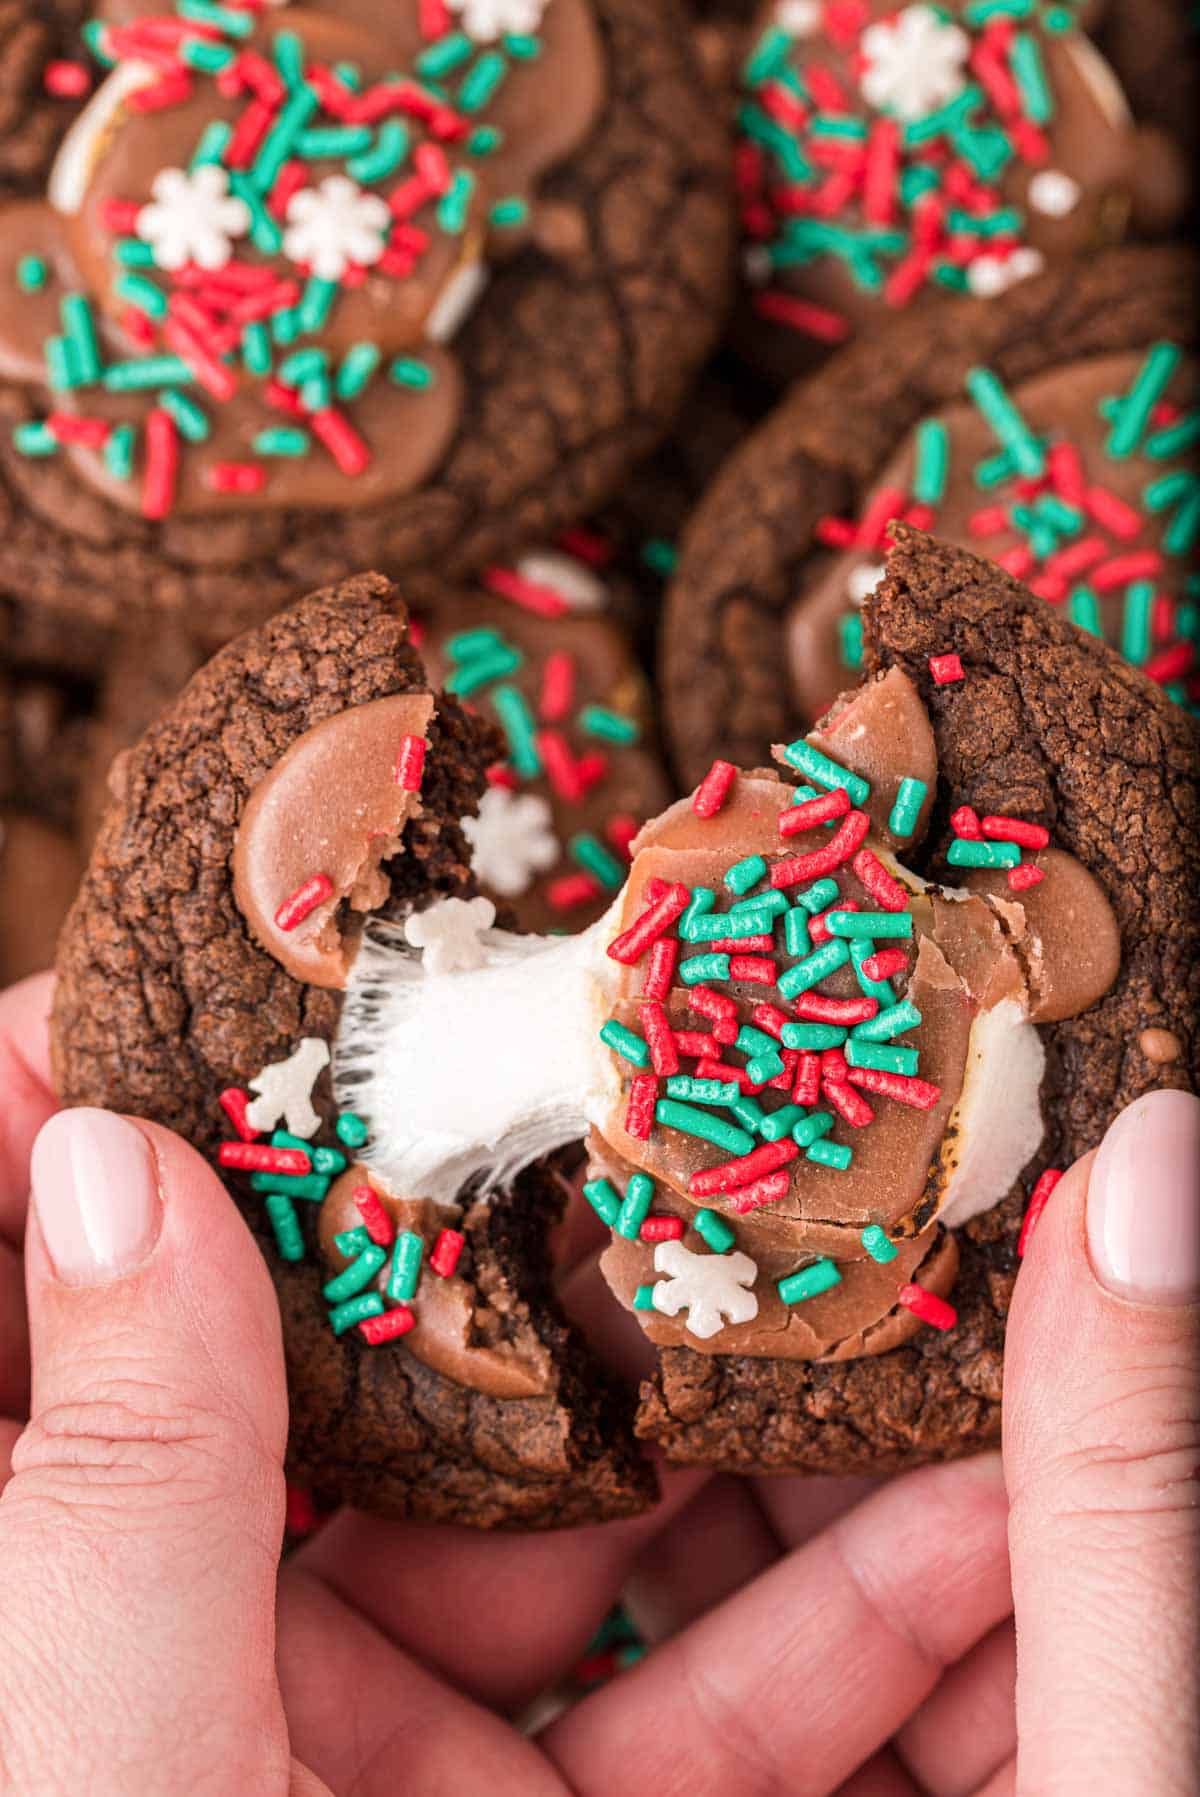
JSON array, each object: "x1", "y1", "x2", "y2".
[
  {"x1": 1086, "y1": 1090, "x2": 1200, "y2": 1305},
  {"x1": 31, "y1": 1109, "x2": 162, "y2": 1285}
]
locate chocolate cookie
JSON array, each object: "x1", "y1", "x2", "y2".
[
  {"x1": 661, "y1": 243, "x2": 1197, "y2": 785},
  {"x1": 0, "y1": 0, "x2": 732, "y2": 663},
  {"x1": 731, "y1": 0, "x2": 1182, "y2": 385},
  {"x1": 54, "y1": 569, "x2": 656, "y2": 1527}
]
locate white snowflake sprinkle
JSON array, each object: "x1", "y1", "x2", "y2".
[
  {"x1": 463, "y1": 788, "x2": 559, "y2": 898},
  {"x1": 404, "y1": 895, "x2": 497, "y2": 975},
  {"x1": 245, "y1": 1037, "x2": 330, "y2": 1139},
  {"x1": 650, "y1": 1240, "x2": 759, "y2": 1340},
  {"x1": 1028, "y1": 168, "x2": 1080, "y2": 218},
  {"x1": 514, "y1": 550, "x2": 608, "y2": 613},
  {"x1": 426, "y1": 260, "x2": 488, "y2": 343},
  {"x1": 135, "y1": 164, "x2": 250, "y2": 272},
  {"x1": 966, "y1": 245, "x2": 1043, "y2": 297},
  {"x1": 446, "y1": 0, "x2": 547, "y2": 44},
  {"x1": 283, "y1": 176, "x2": 390, "y2": 281},
  {"x1": 847, "y1": 561, "x2": 885, "y2": 606},
  {"x1": 859, "y1": 5, "x2": 970, "y2": 122},
  {"x1": 775, "y1": 0, "x2": 821, "y2": 36}
]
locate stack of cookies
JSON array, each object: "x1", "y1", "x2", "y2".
[{"x1": 1, "y1": 0, "x2": 1195, "y2": 1524}]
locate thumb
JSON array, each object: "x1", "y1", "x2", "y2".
[
  {"x1": 1004, "y1": 1090, "x2": 1200, "y2": 1795},
  {"x1": 0, "y1": 1108, "x2": 293, "y2": 1795}
]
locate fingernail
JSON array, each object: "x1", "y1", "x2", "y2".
[
  {"x1": 1086, "y1": 1090, "x2": 1200, "y2": 1305},
  {"x1": 31, "y1": 1109, "x2": 162, "y2": 1285}
]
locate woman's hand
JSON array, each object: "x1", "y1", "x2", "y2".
[{"x1": 0, "y1": 971, "x2": 1195, "y2": 1795}]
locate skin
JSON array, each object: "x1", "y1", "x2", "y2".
[{"x1": 0, "y1": 970, "x2": 1195, "y2": 1797}]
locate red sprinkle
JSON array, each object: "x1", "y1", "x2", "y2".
[
  {"x1": 219, "y1": 1142, "x2": 311, "y2": 1174},
  {"x1": 141, "y1": 407, "x2": 179, "y2": 521},
  {"x1": 607, "y1": 882, "x2": 690, "y2": 965},
  {"x1": 274, "y1": 873, "x2": 334, "y2": 932},
  {"x1": 430, "y1": 1227, "x2": 465, "y2": 1278},
  {"x1": 950, "y1": 805, "x2": 983, "y2": 839},
  {"x1": 641, "y1": 1000, "x2": 680, "y2": 1077},
  {"x1": 769, "y1": 1049, "x2": 798, "y2": 1092},
  {"x1": 793, "y1": 1052, "x2": 821, "y2": 1107},
  {"x1": 851, "y1": 847, "x2": 908, "y2": 912},
  {"x1": 929, "y1": 653, "x2": 964, "y2": 685},
  {"x1": 981, "y1": 815, "x2": 1049, "y2": 850},
  {"x1": 395, "y1": 734, "x2": 426, "y2": 791},
  {"x1": 640, "y1": 1215, "x2": 685, "y2": 1243},
  {"x1": 809, "y1": 899, "x2": 856, "y2": 946},
  {"x1": 206, "y1": 461, "x2": 266, "y2": 495},
  {"x1": 312, "y1": 407, "x2": 370, "y2": 477},
  {"x1": 1017, "y1": 1167, "x2": 1062, "y2": 1256},
  {"x1": 690, "y1": 1138, "x2": 798, "y2": 1197},
  {"x1": 860, "y1": 947, "x2": 908, "y2": 982},
  {"x1": 359, "y1": 1305, "x2": 417, "y2": 1344},
  {"x1": 751, "y1": 1002, "x2": 791, "y2": 1040},
  {"x1": 285, "y1": 1484, "x2": 321, "y2": 1536},
  {"x1": 846, "y1": 1067, "x2": 941, "y2": 1110},
  {"x1": 625, "y1": 1073, "x2": 658, "y2": 1140},
  {"x1": 696, "y1": 1058, "x2": 763, "y2": 1094},
  {"x1": 483, "y1": 565, "x2": 568, "y2": 618},
  {"x1": 730, "y1": 1170, "x2": 792, "y2": 1214},
  {"x1": 707, "y1": 935, "x2": 774, "y2": 955},
  {"x1": 44, "y1": 59, "x2": 92, "y2": 97},
  {"x1": 353, "y1": 1185, "x2": 395, "y2": 1247},
  {"x1": 898, "y1": 1284, "x2": 957, "y2": 1331},
  {"x1": 548, "y1": 872, "x2": 601, "y2": 912},
  {"x1": 794, "y1": 992, "x2": 878, "y2": 1025},
  {"x1": 770, "y1": 808, "x2": 870, "y2": 887},
  {"x1": 824, "y1": 1081, "x2": 875, "y2": 1129},
  {"x1": 674, "y1": 1030, "x2": 716, "y2": 1057},
  {"x1": 538, "y1": 729, "x2": 585, "y2": 803},
  {"x1": 729, "y1": 956, "x2": 776, "y2": 983},
  {"x1": 1092, "y1": 550, "x2": 1162, "y2": 592},
  {"x1": 643, "y1": 936, "x2": 679, "y2": 1002},
  {"x1": 692, "y1": 759, "x2": 738, "y2": 819},
  {"x1": 752, "y1": 290, "x2": 850, "y2": 344},
  {"x1": 779, "y1": 786, "x2": 851, "y2": 836},
  {"x1": 219, "y1": 1087, "x2": 260, "y2": 1142},
  {"x1": 539, "y1": 650, "x2": 575, "y2": 722},
  {"x1": 606, "y1": 814, "x2": 640, "y2": 860}
]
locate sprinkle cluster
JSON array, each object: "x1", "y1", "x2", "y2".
[
  {"x1": 825, "y1": 346, "x2": 1200, "y2": 709},
  {"x1": 18, "y1": 0, "x2": 548, "y2": 511},
  {"x1": 739, "y1": 0, "x2": 1085, "y2": 343},
  {"x1": 593, "y1": 746, "x2": 960, "y2": 1334}
]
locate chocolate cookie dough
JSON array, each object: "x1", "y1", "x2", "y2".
[
  {"x1": 661, "y1": 243, "x2": 1197, "y2": 783},
  {"x1": 0, "y1": 0, "x2": 732, "y2": 663},
  {"x1": 53, "y1": 569, "x2": 656, "y2": 1527}
]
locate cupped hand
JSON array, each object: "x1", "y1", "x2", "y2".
[{"x1": 0, "y1": 972, "x2": 1195, "y2": 1796}]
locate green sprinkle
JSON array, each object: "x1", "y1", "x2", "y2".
[
  {"x1": 827, "y1": 909, "x2": 913, "y2": 940},
  {"x1": 1165, "y1": 489, "x2": 1200, "y2": 557},
  {"x1": 81, "y1": 19, "x2": 114, "y2": 63},
  {"x1": 445, "y1": 645, "x2": 522, "y2": 695},
  {"x1": 112, "y1": 237, "x2": 156, "y2": 269},
  {"x1": 687, "y1": 908, "x2": 777, "y2": 942},
  {"x1": 633, "y1": 1283, "x2": 658, "y2": 1311},
  {"x1": 266, "y1": 1191, "x2": 305, "y2": 1261},
  {"x1": 861, "y1": 1224, "x2": 898, "y2": 1264},
  {"x1": 839, "y1": 611, "x2": 863, "y2": 670},
  {"x1": 791, "y1": 1111, "x2": 834, "y2": 1149},
  {"x1": 579, "y1": 703, "x2": 639, "y2": 745},
  {"x1": 680, "y1": 952, "x2": 731, "y2": 985},
  {"x1": 334, "y1": 1225, "x2": 372, "y2": 1258},
  {"x1": 177, "y1": 0, "x2": 254, "y2": 36},
  {"x1": 190, "y1": 119, "x2": 231, "y2": 168},
  {"x1": 502, "y1": 31, "x2": 541, "y2": 56},
  {"x1": 114, "y1": 272, "x2": 167, "y2": 319},
  {"x1": 447, "y1": 626, "x2": 506, "y2": 660},
  {"x1": 416, "y1": 30, "x2": 473, "y2": 76},
  {"x1": 349, "y1": 119, "x2": 410, "y2": 183},
  {"x1": 247, "y1": 82, "x2": 319, "y2": 198},
  {"x1": 777, "y1": 938, "x2": 850, "y2": 999},
  {"x1": 461, "y1": 50, "x2": 508, "y2": 113},
  {"x1": 328, "y1": 1292, "x2": 383, "y2": 1335},
  {"x1": 736, "y1": 1025, "x2": 778, "y2": 1059},
  {"x1": 387, "y1": 1231, "x2": 424, "y2": 1303},
  {"x1": 1106, "y1": 342, "x2": 1181, "y2": 459},
  {"x1": 845, "y1": 1040, "x2": 918, "y2": 1075},
  {"x1": 1009, "y1": 30, "x2": 1053, "y2": 121},
  {"x1": 797, "y1": 879, "x2": 839, "y2": 915},
  {"x1": 902, "y1": 82, "x2": 983, "y2": 148},
  {"x1": 273, "y1": 27, "x2": 305, "y2": 83},
  {"x1": 731, "y1": 1094, "x2": 767, "y2": 1134},
  {"x1": 737, "y1": 101, "x2": 815, "y2": 181},
  {"x1": 271, "y1": 306, "x2": 302, "y2": 347},
  {"x1": 104, "y1": 354, "x2": 193, "y2": 392},
  {"x1": 158, "y1": 386, "x2": 209, "y2": 442},
  {"x1": 743, "y1": 22, "x2": 792, "y2": 85},
  {"x1": 16, "y1": 256, "x2": 47, "y2": 293},
  {"x1": 747, "y1": 1051, "x2": 785, "y2": 1084},
  {"x1": 437, "y1": 169, "x2": 476, "y2": 234},
  {"x1": 724, "y1": 854, "x2": 767, "y2": 896},
  {"x1": 680, "y1": 887, "x2": 716, "y2": 939},
  {"x1": 255, "y1": 426, "x2": 310, "y2": 457},
  {"x1": 104, "y1": 424, "x2": 136, "y2": 481},
  {"x1": 298, "y1": 276, "x2": 338, "y2": 335},
  {"x1": 491, "y1": 683, "x2": 541, "y2": 777},
  {"x1": 780, "y1": 1021, "x2": 847, "y2": 1050},
  {"x1": 850, "y1": 937, "x2": 897, "y2": 1008},
  {"x1": 1120, "y1": 579, "x2": 1155, "y2": 666},
  {"x1": 13, "y1": 421, "x2": 57, "y2": 458},
  {"x1": 489, "y1": 195, "x2": 528, "y2": 228},
  {"x1": 731, "y1": 888, "x2": 788, "y2": 920},
  {"x1": 888, "y1": 776, "x2": 927, "y2": 838},
  {"x1": 336, "y1": 1112, "x2": 369, "y2": 1149},
  {"x1": 759, "y1": 1104, "x2": 806, "y2": 1142},
  {"x1": 966, "y1": 367, "x2": 1045, "y2": 477},
  {"x1": 583, "y1": 1178, "x2": 621, "y2": 1226},
  {"x1": 180, "y1": 36, "x2": 236, "y2": 73},
  {"x1": 807, "y1": 1138, "x2": 852, "y2": 1170},
  {"x1": 693, "y1": 1209, "x2": 736, "y2": 1253},
  {"x1": 653, "y1": 1100, "x2": 755, "y2": 1156},
  {"x1": 271, "y1": 1132, "x2": 345, "y2": 1176},
  {"x1": 912, "y1": 419, "x2": 949, "y2": 505},
  {"x1": 784, "y1": 906, "x2": 812, "y2": 959},
  {"x1": 467, "y1": 124, "x2": 502, "y2": 156},
  {"x1": 1068, "y1": 583, "x2": 1103, "y2": 636},
  {"x1": 946, "y1": 839, "x2": 1021, "y2": 869},
  {"x1": 600, "y1": 1018, "x2": 650, "y2": 1068},
  {"x1": 1145, "y1": 411, "x2": 1200, "y2": 459},
  {"x1": 279, "y1": 346, "x2": 328, "y2": 386},
  {"x1": 61, "y1": 294, "x2": 101, "y2": 383},
  {"x1": 616, "y1": 1173, "x2": 655, "y2": 1240},
  {"x1": 780, "y1": 738, "x2": 870, "y2": 806},
  {"x1": 324, "y1": 1243, "x2": 387, "y2": 1303},
  {"x1": 572, "y1": 833, "x2": 625, "y2": 891},
  {"x1": 641, "y1": 537, "x2": 679, "y2": 577},
  {"x1": 390, "y1": 356, "x2": 436, "y2": 389},
  {"x1": 779, "y1": 1258, "x2": 841, "y2": 1304},
  {"x1": 852, "y1": 999, "x2": 923, "y2": 1043},
  {"x1": 241, "y1": 320, "x2": 272, "y2": 376},
  {"x1": 296, "y1": 125, "x2": 373, "y2": 158},
  {"x1": 248, "y1": 1170, "x2": 329, "y2": 1201},
  {"x1": 665, "y1": 1076, "x2": 740, "y2": 1105}
]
